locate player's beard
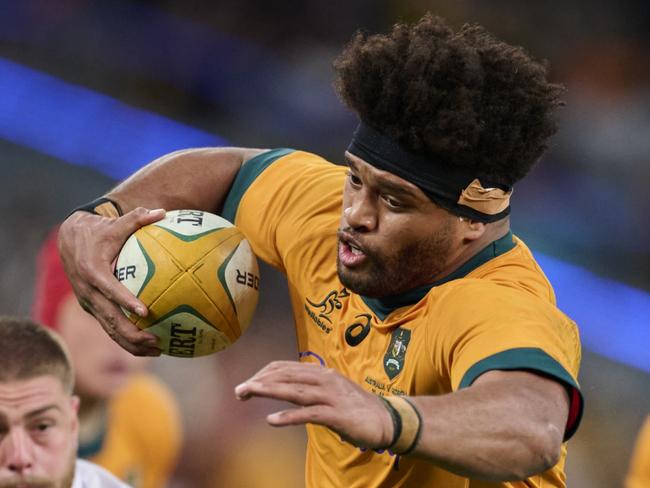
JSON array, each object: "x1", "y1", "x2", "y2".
[
  {"x1": 59, "y1": 454, "x2": 76, "y2": 488},
  {"x1": 0, "y1": 450, "x2": 76, "y2": 488},
  {"x1": 337, "y1": 220, "x2": 455, "y2": 298}
]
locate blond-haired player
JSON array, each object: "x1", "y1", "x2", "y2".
[{"x1": 0, "y1": 316, "x2": 129, "y2": 488}]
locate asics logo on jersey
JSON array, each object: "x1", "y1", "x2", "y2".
[{"x1": 344, "y1": 313, "x2": 372, "y2": 346}]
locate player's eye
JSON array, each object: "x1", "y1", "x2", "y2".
[
  {"x1": 31, "y1": 420, "x2": 55, "y2": 434},
  {"x1": 382, "y1": 195, "x2": 403, "y2": 209},
  {"x1": 346, "y1": 171, "x2": 362, "y2": 188}
]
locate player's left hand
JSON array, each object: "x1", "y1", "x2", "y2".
[{"x1": 235, "y1": 360, "x2": 394, "y2": 449}]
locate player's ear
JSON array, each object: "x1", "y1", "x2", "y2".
[
  {"x1": 70, "y1": 395, "x2": 80, "y2": 414},
  {"x1": 458, "y1": 217, "x2": 486, "y2": 241},
  {"x1": 69, "y1": 395, "x2": 80, "y2": 436}
]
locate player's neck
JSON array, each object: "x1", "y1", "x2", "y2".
[{"x1": 433, "y1": 218, "x2": 510, "y2": 283}]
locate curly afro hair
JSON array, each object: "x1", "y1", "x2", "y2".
[{"x1": 334, "y1": 14, "x2": 564, "y2": 185}]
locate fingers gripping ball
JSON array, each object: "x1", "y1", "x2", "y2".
[{"x1": 115, "y1": 210, "x2": 260, "y2": 357}]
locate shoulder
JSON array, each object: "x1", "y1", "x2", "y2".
[
  {"x1": 469, "y1": 235, "x2": 557, "y2": 302},
  {"x1": 239, "y1": 148, "x2": 343, "y2": 186},
  {"x1": 433, "y1": 279, "x2": 578, "y2": 342},
  {"x1": 243, "y1": 148, "x2": 336, "y2": 167},
  {"x1": 223, "y1": 148, "x2": 345, "y2": 222},
  {"x1": 430, "y1": 279, "x2": 524, "y2": 325},
  {"x1": 73, "y1": 459, "x2": 131, "y2": 488},
  {"x1": 434, "y1": 279, "x2": 529, "y2": 309}
]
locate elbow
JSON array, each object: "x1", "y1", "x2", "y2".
[
  {"x1": 460, "y1": 424, "x2": 564, "y2": 482},
  {"x1": 515, "y1": 423, "x2": 563, "y2": 479},
  {"x1": 537, "y1": 422, "x2": 564, "y2": 472}
]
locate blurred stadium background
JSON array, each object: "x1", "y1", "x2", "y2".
[{"x1": 0, "y1": 1, "x2": 648, "y2": 487}]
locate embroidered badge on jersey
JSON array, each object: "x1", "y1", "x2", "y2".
[{"x1": 384, "y1": 328, "x2": 411, "y2": 379}]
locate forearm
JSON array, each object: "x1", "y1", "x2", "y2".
[
  {"x1": 406, "y1": 371, "x2": 568, "y2": 481},
  {"x1": 232, "y1": 365, "x2": 569, "y2": 481},
  {"x1": 105, "y1": 147, "x2": 265, "y2": 214}
]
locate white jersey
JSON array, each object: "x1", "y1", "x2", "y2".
[{"x1": 72, "y1": 459, "x2": 131, "y2": 488}]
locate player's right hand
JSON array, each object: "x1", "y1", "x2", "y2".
[{"x1": 57, "y1": 207, "x2": 166, "y2": 356}]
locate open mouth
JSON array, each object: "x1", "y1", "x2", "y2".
[
  {"x1": 338, "y1": 232, "x2": 368, "y2": 267},
  {"x1": 348, "y1": 242, "x2": 364, "y2": 255}
]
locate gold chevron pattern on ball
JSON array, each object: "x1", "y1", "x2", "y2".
[{"x1": 116, "y1": 210, "x2": 260, "y2": 357}]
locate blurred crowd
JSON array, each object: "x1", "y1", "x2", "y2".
[{"x1": 0, "y1": 1, "x2": 648, "y2": 487}]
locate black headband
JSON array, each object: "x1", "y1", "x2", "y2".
[{"x1": 346, "y1": 123, "x2": 511, "y2": 223}]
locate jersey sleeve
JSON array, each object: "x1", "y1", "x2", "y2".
[
  {"x1": 221, "y1": 149, "x2": 346, "y2": 274},
  {"x1": 430, "y1": 280, "x2": 584, "y2": 440}
]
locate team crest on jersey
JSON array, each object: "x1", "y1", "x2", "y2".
[{"x1": 384, "y1": 328, "x2": 411, "y2": 379}]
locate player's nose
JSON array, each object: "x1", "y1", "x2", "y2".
[
  {"x1": 343, "y1": 192, "x2": 378, "y2": 232},
  {"x1": 3, "y1": 428, "x2": 35, "y2": 474}
]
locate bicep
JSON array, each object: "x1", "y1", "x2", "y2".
[{"x1": 109, "y1": 147, "x2": 268, "y2": 214}]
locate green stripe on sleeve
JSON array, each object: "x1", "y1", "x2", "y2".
[
  {"x1": 221, "y1": 148, "x2": 295, "y2": 223},
  {"x1": 459, "y1": 347, "x2": 584, "y2": 441}
]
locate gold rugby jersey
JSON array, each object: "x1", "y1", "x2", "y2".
[
  {"x1": 222, "y1": 149, "x2": 583, "y2": 488},
  {"x1": 81, "y1": 374, "x2": 182, "y2": 488},
  {"x1": 627, "y1": 416, "x2": 650, "y2": 488}
]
